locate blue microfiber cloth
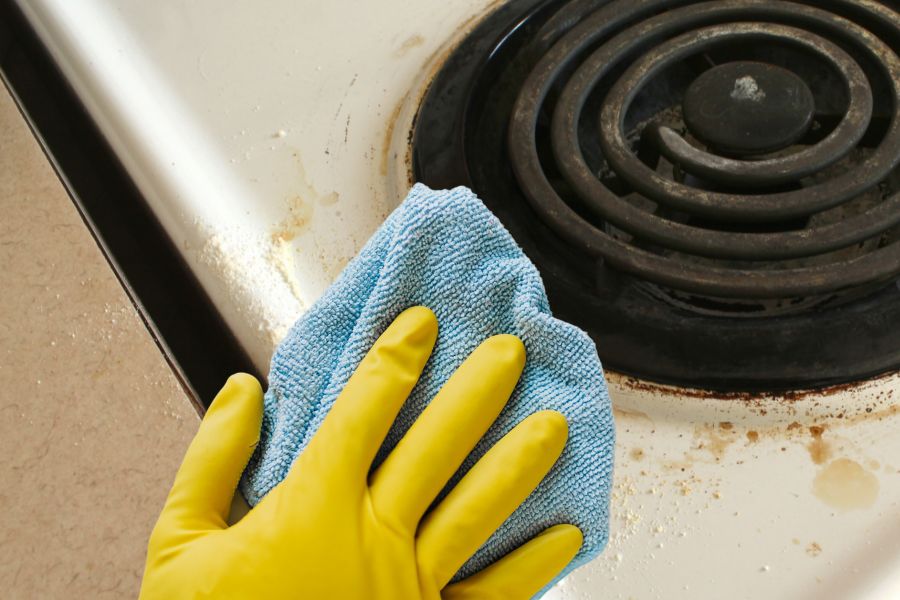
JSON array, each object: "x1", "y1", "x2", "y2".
[{"x1": 240, "y1": 184, "x2": 615, "y2": 591}]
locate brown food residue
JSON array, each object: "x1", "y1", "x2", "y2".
[
  {"x1": 629, "y1": 447, "x2": 645, "y2": 461},
  {"x1": 694, "y1": 423, "x2": 735, "y2": 461},
  {"x1": 806, "y1": 425, "x2": 832, "y2": 465},
  {"x1": 806, "y1": 542, "x2": 822, "y2": 557},
  {"x1": 746, "y1": 430, "x2": 759, "y2": 443}
]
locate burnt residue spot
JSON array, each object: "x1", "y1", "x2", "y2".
[
  {"x1": 746, "y1": 430, "x2": 760, "y2": 443},
  {"x1": 613, "y1": 373, "x2": 889, "y2": 403},
  {"x1": 630, "y1": 447, "x2": 646, "y2": 461},
  {"x1": 719, "y1": 421, "x2": 733, "y2": 430}
]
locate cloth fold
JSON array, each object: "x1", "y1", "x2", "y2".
[{"x1": 240, "y1": 184, "x2": 614, "y2": 587}]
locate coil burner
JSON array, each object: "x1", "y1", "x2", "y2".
[{"x1": 413, "y1": 0, "x2": 900, "y2": 391}]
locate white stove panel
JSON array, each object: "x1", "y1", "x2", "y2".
[
  {"x1": 551, "y1": 372, "x2": 900, "y2": 600},
  {"x1": 18, "y1": 0, "x2": 501, "y2": 368}
]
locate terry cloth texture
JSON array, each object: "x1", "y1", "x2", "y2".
[{"x1": 240, "y1": 184, "x2": 615, "y2": 590}]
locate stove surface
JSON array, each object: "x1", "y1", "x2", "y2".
[
  {"x1": 15, "y1": 0, "x2": 500, "y2": 369},
  {"x1": 13, "y1": 0, "x2": 900, "y2": 598}
]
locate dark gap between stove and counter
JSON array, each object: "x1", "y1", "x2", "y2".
[{"x1": 0, "y1": 0, "x2": 260, "y2": 410}]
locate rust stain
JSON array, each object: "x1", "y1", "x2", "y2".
[
  {"x1": 610, "y1": 371, "x2": 895, "y2": 404},
  {"x1": 836, "y1": 401, "x2": 900, "y2": 426}
]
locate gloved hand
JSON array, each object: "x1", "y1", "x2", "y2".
[{"x1": 140, "y1": 306, "x2": 582, "y2": 599}]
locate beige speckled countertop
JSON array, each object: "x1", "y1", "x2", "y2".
[{"x1": 0, "y1": 83, "x2": 201, "y2": 598}]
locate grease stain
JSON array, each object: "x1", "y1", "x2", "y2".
[
  {"x1": 813, "y1": 458, "x2": 879, "y2": 510},
  {"x1": 806, "y1": 425, "x2": 832, "y2": 465},
  {"x1": 393, "y1": 34, "x2": 425, "y2": 57}
]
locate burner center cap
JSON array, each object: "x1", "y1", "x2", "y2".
[{"x1": 682, "y1": 61, "x2": 815, "y2": 156}]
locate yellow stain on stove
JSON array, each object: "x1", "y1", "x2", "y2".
[
  {"x1": 813, "y1": 458, "x2": 879, "y2": 510},
  {"x1": 271, "y1": 195, "x2": 314, "y2": 243},
  {"x1": 393, "y1": 34, "x2": 425, "y2": 58},
  {"x1": 267, "y1": 153, "x2": 342, "y2": 303}
]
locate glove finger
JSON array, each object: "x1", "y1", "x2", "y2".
[
  {"x1": 157, "y1": 373, "x2": 263, "y2": 533},
  {"x1": 290, "y1": 306, "x2": 437, "y2": 488},
  {"x1": 416, "y1": 410, "x2": 569, "y2": 589},
  {"x1": 441, "y1": 524, "x2": 583, "y2": 600},
  {"x1": 369, "y1": 334, "x2": 525, "y2": 533}
]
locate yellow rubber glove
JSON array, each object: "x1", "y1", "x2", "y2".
[{"x1": 140, "y1": 306, "x2": 582, "y2": 599}]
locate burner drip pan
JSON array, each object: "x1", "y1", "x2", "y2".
[{"x1": 413, "y1": 0, "x2": 900, "y2": 390}]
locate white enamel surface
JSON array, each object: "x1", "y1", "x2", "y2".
[
  {"x1": 16, "y1": 0, "x2": 501, "y2": 367},
  {"x1": 16, "y1": 1, "x2": 900, "y2": 598},
  {"x1": 547, "y1": 372, "x2": 900, "y2": 600}
]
